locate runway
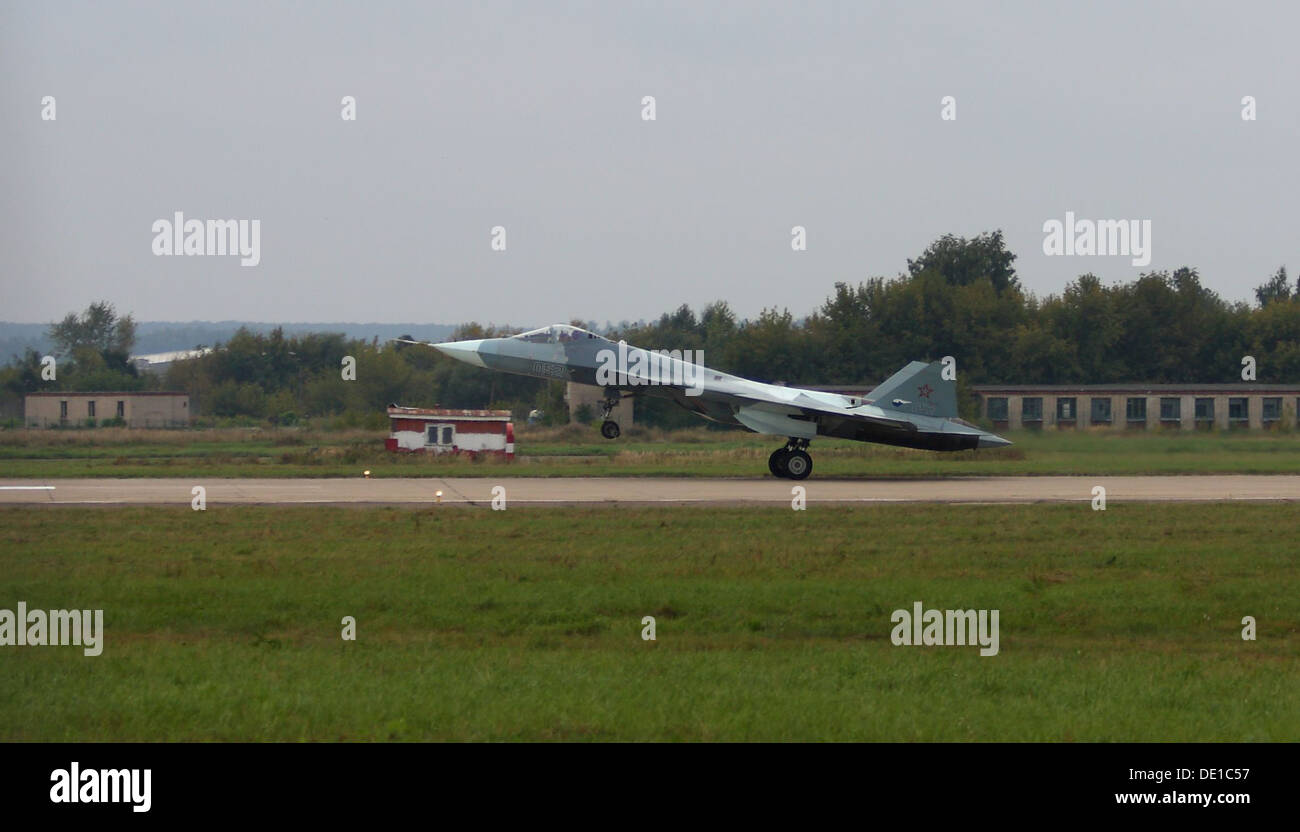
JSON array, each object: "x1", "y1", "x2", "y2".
[{"x1": 4, "y1": 475, "x2": 1300, "y2": 506}]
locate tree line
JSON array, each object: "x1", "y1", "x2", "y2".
[{"x1": 4, "y1": 232, "x2": 1298, "y2": 428}]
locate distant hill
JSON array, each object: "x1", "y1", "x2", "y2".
[{"x1": 0, "y1": 321, "x2": 466, "y2": 364}]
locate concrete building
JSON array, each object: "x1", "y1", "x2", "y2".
[
  {"x1": 972, "y1": 385, "x2": 1300, "y2": 431},
  {"x1": 384, "y1": 405, "x2": 515, "y2": 458},
  {"x1": 562, "y1": 379, "x2": 1300, "y2": 433},
  {"x1": 130, "y1": 348, "x2": 212, "y2": 376},
  {"x1": 25, "y1": 392, "x2": 191, "y2": 428}
]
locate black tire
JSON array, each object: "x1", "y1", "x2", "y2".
[
  {"x1": 768, "y1": 448, "x2": 789, "y2": 478},
  {"x1": 600, "y1": 420, "x2": 621, "y2": 440},
  {"x1": 785, "y1": 449, "x2": 812, "y2": 480}
]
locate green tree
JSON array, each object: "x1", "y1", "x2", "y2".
[
  {"x1": 906, "y1": 230, "x2": 1019, "y2": 294},
  {"x1": 48, "y1": 301, "x2": 136, "y2": 356},
  {"x1": 1255, "y1": 266, "x2": 1291, "y2": 307}
]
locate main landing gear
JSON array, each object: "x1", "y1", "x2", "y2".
[
  {"x1": 599, "y1": 395, "x2": 622, "y2": 440},
  {"x1": 768, "y1": 438, "x2": 812, "y2": 480}
]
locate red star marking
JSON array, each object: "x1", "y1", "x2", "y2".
[{"x1": 917, "y1": 384, "x2": 933, "y2": 400}]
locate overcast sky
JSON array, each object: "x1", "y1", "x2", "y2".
[{"x1": 2, "y1": 1, "x2": 1297, "y2": 328}]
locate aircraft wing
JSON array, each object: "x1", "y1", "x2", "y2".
[
  {"x1": 707, "y1": 362, "x2": 997, "y2": 450},
  {"x1": 714, "y1": 387, "x2": 917, "y2": 440},
  {"x1": 704, "y1": 359, "x2": 970, "y2": 444}
]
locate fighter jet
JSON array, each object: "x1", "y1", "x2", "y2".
[{"x1": 412, "y1": 324, "x2": 1011, "y2": 479}]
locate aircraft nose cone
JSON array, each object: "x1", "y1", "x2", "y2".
[
  {"x1": 433, "y1": 339, "x2": 487, "y2": 368},
  {"x1": 977, "y1": 434, "x2": 1013, "y2": 449}
]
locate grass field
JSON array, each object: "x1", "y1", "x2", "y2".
[
  {"x1": 2, "y1": 503, "x2": 1296, "y2": 741},
  {"x1": 3, "y1": 424, "x2": 1300, "y2": 478}
]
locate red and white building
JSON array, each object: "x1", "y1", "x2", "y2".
[{"x1": 385, "y1": 405, "x2": 514, "y2": 459}]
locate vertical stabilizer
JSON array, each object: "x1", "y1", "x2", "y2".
[{"x1": 865, "y1": 361, "x2": 956, "y2": 418}]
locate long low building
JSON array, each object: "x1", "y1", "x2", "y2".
[
  {"x1": 807, "y1": 382, "x2": 1300, "y2": 432},
  {"x1": 130, "y1": 348, "x2": 212, "y2": 376},
  {"x1": 972, "y1": 385, "x2": 1300, "y2": 431},
  {"x1": 25, "y1": 392, "x2": 190, "y2": 428}
]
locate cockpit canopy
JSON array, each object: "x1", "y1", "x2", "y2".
[{"x1": 510, "y1": 324, "x2": 605, "y2": 344}]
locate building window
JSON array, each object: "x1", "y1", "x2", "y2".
[
  {"x1": 1056, "y1": 397, "x2": 1077, "y2": 422},
  {"x1": 1090, "y1": 397, "x2": 1112, "y2": 423},
  {"x1": 1262, "y1": 397, "x2": 1281, "y2": 423},
  {"x1": 1194, "y1": 398, "x2": 1214, "y2": 424},
  {"x1": 427, "y1": 424, "x2": 455, "y2": 446},
  {"x1": 87, "y1": 401, "x2": 96, "y2": 419},
  {"x1": 116, "y1": 401, "x2": 125, "y2": 418},
  {"x1": 1126, "y1": 397, "x2": 1146, "y2": 424},
  {"x1": 986, "y1": 397, "x2": 1008, "y2": 421},
  {"x1": 1228, "y1": 397, "x2": 1249, "y2": 424},
  {"x1": 1021, "y1": 397, "x2": 1043, "y2": 424},
  {"x1": 1160, "y1": 397, "x2": 1181, "y2": 422}
]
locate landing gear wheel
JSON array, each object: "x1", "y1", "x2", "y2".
[
  {"x1": 768, "y1": 448, "x2": 790, "y2": 478},
  {"x1": 784, "y1": 449, "x2": 812, "y2": 480},
  {"x1": 600, "y1": 420, "x2": 621, "y2": 440}
]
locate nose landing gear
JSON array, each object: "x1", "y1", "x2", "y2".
[
  {"x1": 599, "y1": 394, "x2": 622, "y2": 440},
  {"x1": 768, "y1": 438, "x2": 812, "y2": 480}
]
